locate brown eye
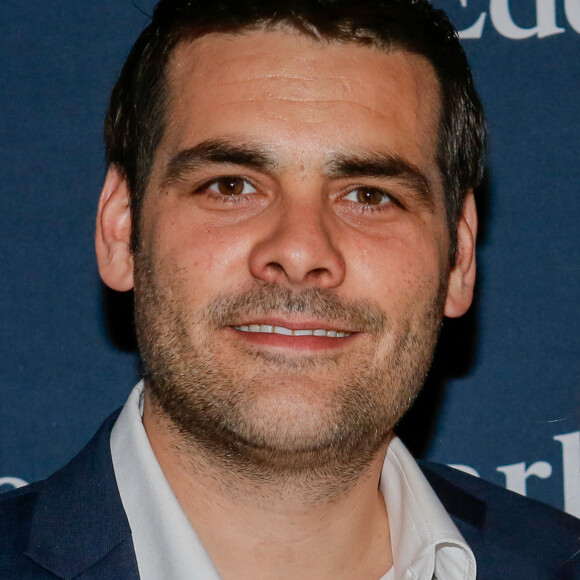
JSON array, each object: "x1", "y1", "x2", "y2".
[
  {"x1": 216, "y1": 177, "x2": 247, "y2": 196},
  {"x1": 203, "y1": 176, "x2": 258, "y2": 202},
  {"x1": 357, "y1": 188, "x2": 384, "y2": 204},
  {"x1": 344, "y1": 187, "x2": 390, "y2": 206}
]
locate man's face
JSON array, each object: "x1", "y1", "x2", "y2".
[{"x1": 126, "y1": 31, "x2": 466, "y2": 475}]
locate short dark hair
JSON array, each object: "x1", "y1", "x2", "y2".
[{"x1": 104, "y1": 0, "x2": 485, "y2": 259}]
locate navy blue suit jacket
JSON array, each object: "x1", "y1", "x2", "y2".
[{"x1": 1, "y1": 411, "x2": 579, "y2": 579}]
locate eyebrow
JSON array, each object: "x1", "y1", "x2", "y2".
[
  {"x1": 162, "y1": 139, "x2": 275, "y2": 187},
  {"x1": 326, "y1": 151, "x2": 433, "y2": 203},
  {"x1": 162, "y1": 139, "x2": 434, "y2": 205}
]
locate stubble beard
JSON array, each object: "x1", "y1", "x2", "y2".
[{"x1": 134, "y1": 253, "x2": 447, "y2": 494}]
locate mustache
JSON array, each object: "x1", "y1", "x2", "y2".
[{"x1": 203, "y1": 283, "x2": 388, "y2": 333}]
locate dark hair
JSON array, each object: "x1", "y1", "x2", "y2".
[{"x1": 104, "y1": 0, "x2": 485, "y2": 259}]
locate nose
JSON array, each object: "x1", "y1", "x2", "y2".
[{"x1": 248, "y1": 197, "x2": 346, "y2": 289}]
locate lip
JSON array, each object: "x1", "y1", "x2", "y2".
[
  {"x1": 226, "y1": 318, "x2": 358, "y2": 352},
  {"x1": 228, "y1": 317, "x2": 354, "y2": 333}
]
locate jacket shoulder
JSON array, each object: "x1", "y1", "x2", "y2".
[
  {"x1": 420, "y1": 460, "x2": 580, "y2": 578},
  {"x1": 421, "y1": 460, "x2": 580, "y2": 527},
  {"x1": 0, "y1": 481, "x2": 49, "y2": 575},
  {"x1": 0, "y1": 410, "x2": 138, "y2": 579}
]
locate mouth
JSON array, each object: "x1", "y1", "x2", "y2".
[
  {"x1": 234, "y1": 324, "x2": 351, "y2": 338},
  {"x1": 228, "y1": 319, "x2": 356, "y2": 352}
]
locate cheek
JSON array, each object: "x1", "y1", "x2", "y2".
[
  {"x1": 150, "y1": 209, "x2": 254, "y2": 288},
  {"x1": 345, "y1": 226, "x2": 446, "y2": 306}
]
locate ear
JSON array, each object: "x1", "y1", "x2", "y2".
[
  {"x1": 444, "y1": 191, "x2": 478, "y2": 318},
  {"x1": 95, "y1": 166, "x2": 135, "y2": 292}
]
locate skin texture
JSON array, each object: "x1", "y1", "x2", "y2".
[{"x1": 96, "y1": 30, "x2": 477, "y2": 580}]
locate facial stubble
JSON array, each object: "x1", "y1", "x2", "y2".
[{"x1": 134, "y1": 253, "x2": 447, "y2": 490}]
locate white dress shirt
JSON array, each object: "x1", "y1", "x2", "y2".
[{"x1": 111, "y1": 382, "x2": 476, "y2": 580}]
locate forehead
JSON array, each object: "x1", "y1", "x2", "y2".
[{"x1": 160, "y1": 30, "x2": 441, "y2": 179}]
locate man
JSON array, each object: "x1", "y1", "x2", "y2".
[{"x1": 1, "y1": 0, "x2": 579, "y2": 578}]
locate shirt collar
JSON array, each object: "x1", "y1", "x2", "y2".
[
  {"x1": 111, "y1": 382, "x2": 476, "y2": 580},
  {"x1": 382, "y1": 438, "x2": 477, "y2": 579},
  {"x1": 111, "y1": 381, "x2": 221, "y2": 580}
]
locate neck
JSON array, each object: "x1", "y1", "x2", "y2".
[{"x1": 143, "y1": 395, "x2": 394, "y2": 580}]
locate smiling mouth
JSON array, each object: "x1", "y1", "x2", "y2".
[{"x1": 234, "y1": 325, "x2": 352, "y2": 338}]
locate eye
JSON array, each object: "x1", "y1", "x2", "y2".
[
  {"x1": 343, "y1": 187, "x2": 391, "y2": 206},
  {"x1": 207, "y1": 176, "x2": 257, "y2": 196}
]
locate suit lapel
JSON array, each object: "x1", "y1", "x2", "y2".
[
  {"x1": 420, "y1": 462, "x2": 501, "y2": 579},
  {"x1": 24, "y1": 412, "x2": 140, "y2": 579}
]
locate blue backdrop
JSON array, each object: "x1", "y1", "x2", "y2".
[{"x1": 1, "y1": 0, "x2": 578, "y2": 518}]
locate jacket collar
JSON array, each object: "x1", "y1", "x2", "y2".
[
  {"x1": 24, "y1": 411, "x2": 140, "y2": 580},
  {"x1": 420, "y1": 461, "x2": 500, "y2": 578}
]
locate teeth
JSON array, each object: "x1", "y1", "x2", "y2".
[
  {"x1": 292, "y1": 329, "x2": 313, "y2": 336},
  {"x1": 234, "y1": 325, "x2": 351, "y2": 337},
  {"x1": 273, "y1": 325, "x2": 292, "y2": 336}
]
